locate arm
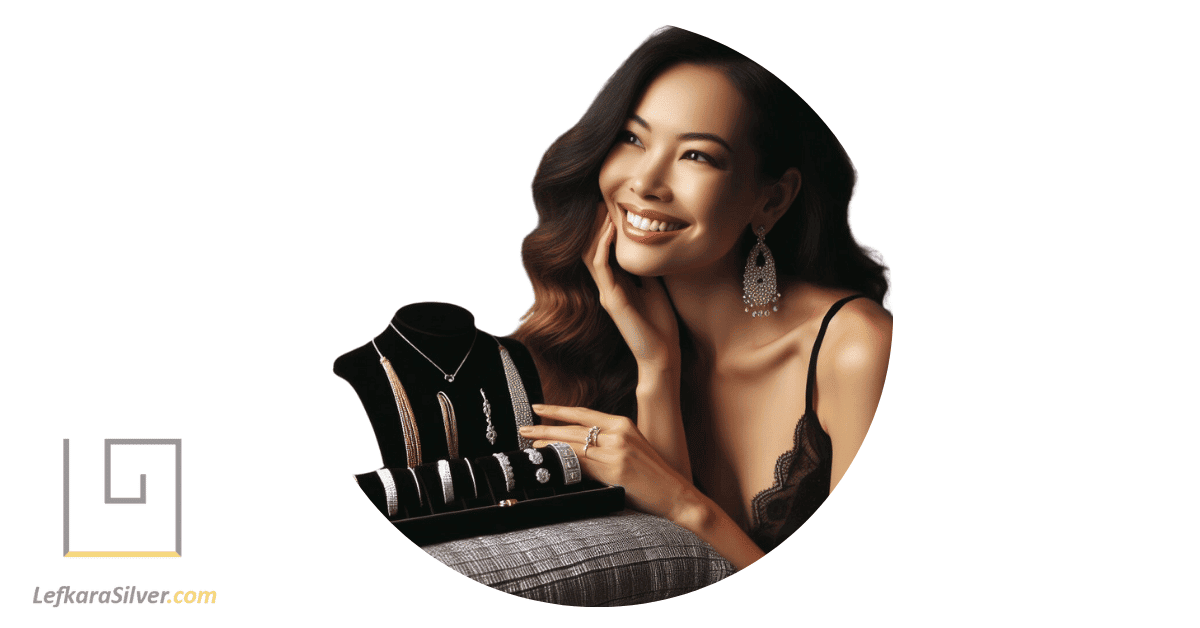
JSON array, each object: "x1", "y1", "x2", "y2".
[
  {"x1": 583, "y1": 209, "x2": 692, "y2": 479},
  {"x1": 524, "y1": 405, "x2": 766, "y2": 570},
  {"x1": 815, "y1": 299, "x2": 892, "y2": 491}
]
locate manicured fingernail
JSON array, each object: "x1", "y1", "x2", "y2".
[
  {"x1": 531, "y1": 404, "x2": 545, "y2": 411},
  {"x1": 519, "y1": 426, "x2": 533, "y2": 434}
]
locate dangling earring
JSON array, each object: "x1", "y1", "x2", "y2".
[{"x1": 743, "y1": 225, "x2": 780, "y2": 318}]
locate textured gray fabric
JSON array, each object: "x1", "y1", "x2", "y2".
[{"x1": 422, "y1": 510, "x2": 735, "y2": 606}]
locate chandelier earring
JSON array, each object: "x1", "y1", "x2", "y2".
[{"x1": 743, "y1": 225, "x2": 781, "y2": 318}]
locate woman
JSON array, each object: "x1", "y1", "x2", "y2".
[{"x1": 513, "y1": 27, "x2": 891, "y2": 570}]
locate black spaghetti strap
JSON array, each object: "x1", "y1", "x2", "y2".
[{"x1": 805, "y1": 294, "x2": 868, "y2": 415}]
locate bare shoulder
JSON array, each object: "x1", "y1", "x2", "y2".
[
  {"x1": 808, "y1": 295, "x2": 891, "y2": 434},
  {"x1": 821, "y1": 296, "x2": 892, "y2": 376}
]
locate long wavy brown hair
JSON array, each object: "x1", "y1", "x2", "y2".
[{"x1": 513, "y1": 27, "x2": 888, "y2": 418}]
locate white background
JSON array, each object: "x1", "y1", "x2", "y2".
[{"x1": 2, "y1": 1, "x2": 1197, "y2": 625}]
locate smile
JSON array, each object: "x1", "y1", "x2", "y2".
[
  {"x1": 619, "y1": 204, "x2": 688, "y2": 244},
  {"x1": 624, "y1": 209, "x2": 684, "y2": 232}
]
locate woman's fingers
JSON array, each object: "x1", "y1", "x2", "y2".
[
  {"x1": 531, "y1": 403, "x2": 619, "y2": 429},
  {"x1": 520, "y1": 423, "x2": 591, "y2": 444},
  {"x1": 530, "y1": 438, "x2": 619, "y2": 464}
]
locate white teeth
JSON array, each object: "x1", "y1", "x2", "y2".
[{"x1": 626, "y1": 209, "x2": 683, "y2": 232}]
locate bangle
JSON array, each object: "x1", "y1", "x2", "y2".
[
  {"x1": 548, "y1": 442, "x2": 581, "y2": 485},
  {"x1": 376, "y1": 468, "x2": 399, "y2": 517},
  {"x1": 463, "y1": 458, "x2": 479, "y2": 499},
  {"x1": 437, "y1": 459, "x2": 455, "y2": 505},
  {"x1": 493, "y1": 452, "x2": 515, "y2": 492},
  {"x1": 406, "y1": 467, "x2": 423, "y2": 507}
]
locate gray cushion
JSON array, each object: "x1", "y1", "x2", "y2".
[{"x1": 422, "y1": 510, "x2": 734, "y2": 606}]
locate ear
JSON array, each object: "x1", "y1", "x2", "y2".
[{"x1": 760, "y1": 167, "x2": 801, "y2": 231}]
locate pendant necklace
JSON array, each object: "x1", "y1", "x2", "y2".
[{"x1": 390, "y1": 323, "x2": 478, "y2": 383}]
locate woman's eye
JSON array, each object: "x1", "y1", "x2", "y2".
[
  {"x1": 682, "y1": 150, "x2": 715, "y2": 165},
  {"x1": 619, "y1": 131, "x2": 643, "y2": 147}
]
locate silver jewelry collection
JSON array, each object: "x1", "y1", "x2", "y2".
[
  {"x1": 377, "y1": 468, "x2": 399, "y2": 517},
  {"x1": 493, "y1": 452, "x2": 516, "y2": 492},
  {"x1": 549, "y1": 442, "x2": 582, "y2": 485},
  {"x1": 437, "y1": 459, "x2": 455, "y2": 505},
  {"x1": 390, "y1": 323, "x2": 478, "y2": 383},
  {"x1": 366, "y1": 324, "x2": 589, "y2": 515},
  {"x1": 437, "y1": 391, "x2": 459, "y2": 459},
  {"x1": 743, "y1": 225, "x2": 781, "y2": 318},
  {"x1": 372, "y1": 340, "x2": 423, "y2": 468},
  {"x1": 481, "y1": 389, "x2": 497, "y2": 445}
]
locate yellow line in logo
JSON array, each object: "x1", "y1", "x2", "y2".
[{"x1": 65, "y1": 551, "x2": 181, "y2": 557}]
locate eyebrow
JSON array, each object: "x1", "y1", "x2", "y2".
[{"x1": 630, "y1": 114, "x2": 734, "y2": 154}]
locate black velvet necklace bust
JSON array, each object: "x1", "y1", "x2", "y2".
[{"x1": 334, "y1": 302, "x2": 544, "y2": 469}]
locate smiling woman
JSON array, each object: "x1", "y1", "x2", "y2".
[{"x1": 513, "y1": 26, "x2": 892, "y2": 570}]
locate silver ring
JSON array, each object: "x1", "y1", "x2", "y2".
[
  {"x1": 463, "y1": 458, "x2": 479, "y2": 499},
  {"x1": 406, "y1": 467, "x2": 423, "y2": 507},
  {"x1": 437, "y1": 460, "x2": 455, "y2": 505},
  {"x1": 536, "y1": 468, "x2": 550, "y2": 484},
  {"x1": 525, "y1": 448, "x2": 544, "y2": 465},
  {"x1": 548, "y1": 442, "x2": 581, "y2": 485},
  {"x1": 493, "y1": 452, "x2": 515, "y2": 492},
  {"x1": 376, "y1": 468, "x2": 399, "y2": 517}
]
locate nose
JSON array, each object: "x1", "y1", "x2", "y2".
[{"x1": 628, "y1": 153, "x2": 673, "y2": 203}]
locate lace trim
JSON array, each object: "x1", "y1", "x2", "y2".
[
  {"x1": 746, "y1": 411, "x2": 826, "y2": 542},
  {"x1": 747, "y1": 413, "x2": 805, "y2": 531}
]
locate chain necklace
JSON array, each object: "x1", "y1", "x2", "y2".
[{"x1": 389, "y1": 323, "x2": 478, "y2": 383}]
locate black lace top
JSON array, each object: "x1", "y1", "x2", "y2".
[{"x1": 715, "y1": 295, "x2": 865, "y2": 553}]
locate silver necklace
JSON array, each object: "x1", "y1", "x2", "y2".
[{"x1": 389, "y1": 323, "x2": 477, "y2": 383}]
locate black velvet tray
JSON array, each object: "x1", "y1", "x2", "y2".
[
  {"x1": 356, "y1": 451, "x2": 626, "y2": 546},
  {"x1": 395, "y1": 480, "x2": 624, "y2": 546}
]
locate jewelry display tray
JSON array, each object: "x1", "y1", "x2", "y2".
[
  {"x1": 393, "y1": 480, "x2": 624, "y2": 546},
  {"x1": 356, "y1": 462, "x2": 626, "y2": 547}
]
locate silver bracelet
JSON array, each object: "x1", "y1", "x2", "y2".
[
  {"x1": 376, "y1": 468, "x2": 399, "y2": 517},
  {"x1": 437, "y1": 459, "x2": 455, "y2": 505},
  {"x1": 407, "y1": 467, "x2": 423, "y2": 507},
  {"x1": 492, "y1": 452, "x2": 515, "y2": 492},
  {"x1": 463, "y1": 458, "x2": 479, "y2": 499},
  {"x1": 548, "y1": 442, "x2": 581, "y2": 485}
]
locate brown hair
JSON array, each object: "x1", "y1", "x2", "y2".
[{"x1": 513, "y1": 27, "x2": 888, "y2": 416}]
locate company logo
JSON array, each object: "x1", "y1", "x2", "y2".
[{"x1": 62, "y1": 439, "x2": 182, "y2": 557}]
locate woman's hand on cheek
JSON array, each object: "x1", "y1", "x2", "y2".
[
  {"x1": 584, "y1": 204, "x2": 681, "y2": 371},
  {"x1": 523, "y1": 403, "x2": 695, "y2": 522}
]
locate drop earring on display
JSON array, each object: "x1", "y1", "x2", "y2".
[{"x1": 481, "y1": 388, "x2": 497, "y2": 446}]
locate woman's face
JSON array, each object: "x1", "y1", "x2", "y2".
[{"x1": 599, "y1": 63, "x2": 769, "y2": 279}]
